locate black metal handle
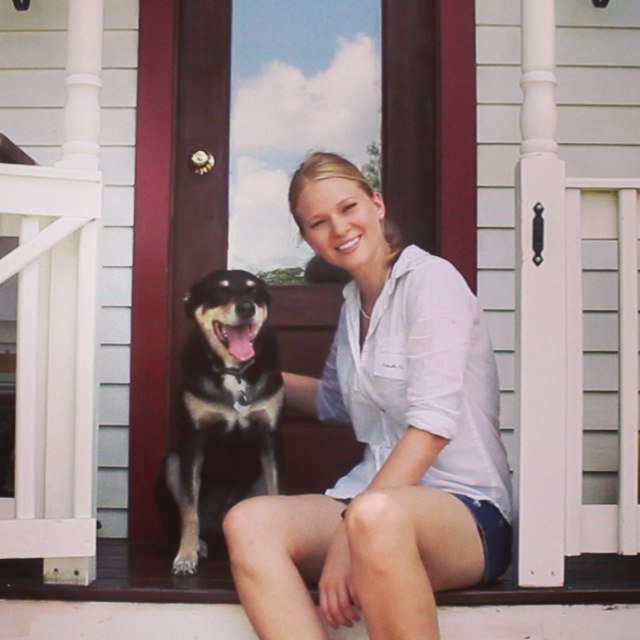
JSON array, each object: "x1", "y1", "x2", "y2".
[
  {"x1": 12, "y1": 0, "x2": 31, "y2": 10},
  {"x1": 532, "y1": 202, "x2": 544, "y2": 266}
]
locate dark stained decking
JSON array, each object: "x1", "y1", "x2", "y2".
[{"x1": 1, "y1": 538, "x2": 640, "y2": 606}]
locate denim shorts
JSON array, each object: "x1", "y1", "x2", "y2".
[
  {"x1": 333, "y1": 492, "x2": 512, "y2": 584},
  {"x1": 452, "y1": 493, "x2": 513, "y2": 584}
]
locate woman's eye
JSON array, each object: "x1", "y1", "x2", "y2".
[
  {"x1": 343, "y1": 202, "x2": 357, "y2": 212},
  {"x1": 310, "y1": 219, "x2": 325, "y2": 229}
]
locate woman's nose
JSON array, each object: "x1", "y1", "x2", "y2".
[{"x1": 330, "y1": 215, "x2": 349, "y2": 236}]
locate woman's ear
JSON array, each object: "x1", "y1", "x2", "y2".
[{"x1": 373, "y1": 191, "x2": 385, "y2": 219}]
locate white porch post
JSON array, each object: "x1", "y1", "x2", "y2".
[
  {"x1": 515, "y1": 0, "x2": 567, "y2": 587},
  {"x1": 41, "y1": 0, "x2": 103, "y2": 585}
]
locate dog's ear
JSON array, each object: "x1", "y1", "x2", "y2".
[{"x1": 183, "y1": 286, "x2": 199, "y2": 319}]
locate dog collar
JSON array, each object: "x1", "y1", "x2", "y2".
[{"x1": 220, "y1": 361, "x2": 253, "y2": 383}]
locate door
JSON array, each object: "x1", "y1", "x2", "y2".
[
  {"x1": 129, "y1": 0, "x2": 477, "y2": 538},
  {"x1": 170, "y1": 0, "x2": 438, "y2": 482}
]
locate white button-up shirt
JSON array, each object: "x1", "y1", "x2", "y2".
[{"x1": 317, "y1": 245, "x2": 512, "y2": 521}]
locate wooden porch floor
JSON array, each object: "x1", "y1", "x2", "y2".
[{"x1": 1, "y1": 538, "x2": 640, "y2": 606}]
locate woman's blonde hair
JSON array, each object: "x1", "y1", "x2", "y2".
[{"x1": 288, "y1": 151, "x2": 403, "y2": 254}]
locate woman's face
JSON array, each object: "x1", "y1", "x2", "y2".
[{"x1": 295, "y1": 177, "x2": 387, "y2": 275}]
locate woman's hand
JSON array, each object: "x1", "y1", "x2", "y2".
[{"x1": 318, "y1": 523, "x2": 361, "y2": 629}]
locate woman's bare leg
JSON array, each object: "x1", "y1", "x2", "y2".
[
  {"x1": 223, "y1": 494, "x2": 344, "y2": 640},
  {"x1": 345, "y1": 487, "x2": 485, "y2": 640}
]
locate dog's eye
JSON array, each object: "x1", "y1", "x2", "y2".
[
  {"x1": 245, "y1": 280, "x2": 256, "y2": 289},
  {"x1": 219, "y1": 280, "x2": 230, "y2": 288}
]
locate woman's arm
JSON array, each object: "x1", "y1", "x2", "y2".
[
  {"x1": 319, "y1": 427, "x2": 447, "y2": 629},
  {"x1": 282, "y1": 371, "x2": 319, "y2": 417},
  {"x1": 368, "y1": 427, "x2": 448, "y2": 491}
]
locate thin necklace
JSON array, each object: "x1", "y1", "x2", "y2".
[{"x1": 360, "y1": 266, "x2": 391, "y2": 321}]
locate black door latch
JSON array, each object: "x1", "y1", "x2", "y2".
[{"x1": 532, "y1": 202, "x2": 544, "y2": 266}]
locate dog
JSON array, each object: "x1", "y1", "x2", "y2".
[{"x1": 156, "y1": 269, "x2": 284, "y2": 575}]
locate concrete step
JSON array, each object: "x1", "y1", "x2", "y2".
[{"x1": 2, "y1": 599, "x2": 639, "y2": 640}]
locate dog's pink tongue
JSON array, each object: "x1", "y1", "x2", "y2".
[{"x1": 226, "y1": 325, "x2": 255, "y2": 361}]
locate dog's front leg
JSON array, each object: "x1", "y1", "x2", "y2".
[
  {"x1": 260, "y1": 430, "x2": 280, "y2": 496},
  {"x1": 257, "y1": 389, "x2": 283, "y2": 496},
  {"x1": 172, "y1": 448, "x2": 203, "y2": 575}
]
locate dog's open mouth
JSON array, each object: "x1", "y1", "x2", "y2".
[{"x1": 213, "y1": 322, "x2": 257, "y2": 362}]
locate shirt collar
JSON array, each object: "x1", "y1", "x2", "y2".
[{"x1": 342, "y1": 244, "x2": 430, "y2": 304}]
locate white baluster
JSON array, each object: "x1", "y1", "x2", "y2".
[
  {"x1": 56, "y1": 0, "x2": 104, "y2": 171},
  {"x1": 520, "y1": 1, "x2": 558, "y2": 157},
  {"x1": 617, "y1": 188, "x2": 639, "y2": 555}
]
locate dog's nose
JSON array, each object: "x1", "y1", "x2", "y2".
[{"x1": 236, "y1": 301, "x2": 256, "y2": 319}]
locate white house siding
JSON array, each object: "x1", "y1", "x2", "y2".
[
  {"x1": 476, "y1": 0, "x2": 640, "y2": 504},
  {"x1": 0, "y1": 0, "x2": 139, "y2": 536}
]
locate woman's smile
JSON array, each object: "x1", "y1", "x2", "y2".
[{"x1": 336, "y1": 235, "x2": 361, "y2": 253}]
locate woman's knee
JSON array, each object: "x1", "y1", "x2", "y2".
[
  {"x1": 224, "y1": 495, "x2": 328, "y2": 581},
  {"x1": 345, "y1": 492, "x2": 408, "y2": 552},
  {"x1": 223, "y1": 497, "x2": 277, "y2": 554}
]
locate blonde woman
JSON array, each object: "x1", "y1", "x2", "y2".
[{"x1": 223, "y1": 152, "x2": 512, "y2": 640}]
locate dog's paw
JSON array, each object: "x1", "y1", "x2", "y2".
[{"x1": 172, "y1": 551, "x2": 199, "y2": 575}]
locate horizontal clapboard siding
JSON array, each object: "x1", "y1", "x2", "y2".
[
  {"x1": 476, "y1": 0, "x2": 640, "y2": 505},
  {"x1": 95, "y1": 0, "x2": 138, "y2": 536},
  {"x1": 0, "y1": 0, "x2": 139, "y2": 536},
  {"x1": 0, "y1": 0, "x2": 138, "y2": 30}
]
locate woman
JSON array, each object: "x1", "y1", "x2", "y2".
[{"x1": 223, "y1": 152, "x2": 512, "y2": 640}]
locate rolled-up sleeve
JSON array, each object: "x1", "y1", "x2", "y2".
[
  {"x1": 403, "y1": 262, "x2": 475, "y2": 440},
  {"x1": 317, "y1": 330, "x2": 351, "y2": 424}
]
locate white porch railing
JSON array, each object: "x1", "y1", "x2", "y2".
[
  {"x1": 0, "y1": 0, "x2": 103, "y2": 586},
  {"x1": 564, "y1": 179, "x2": 639, "y2": 557},
  {"x1": 518, "y1": 177, "x2": 640, "y2": 587}
]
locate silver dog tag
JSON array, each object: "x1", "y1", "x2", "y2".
[{"x1": 234, "y1": 392, "x2": 251, "y2": 417}]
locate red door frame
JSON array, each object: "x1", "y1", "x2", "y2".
[
  {"x1": 129, "y1": 0, "x2": 477, "y2": 539},
  {"x1": 438, "y1": 1, "x2": 478, "y2": 286},
  {"x1": 129, "y1": 0, "x2": 176, "y2": 538}
]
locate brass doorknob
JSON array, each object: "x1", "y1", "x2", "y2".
[{"x1": 189, "y1": 149, "x2": 215, "y2": 175}]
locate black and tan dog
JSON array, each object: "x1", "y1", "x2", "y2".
[{"x1": 156, "y1": 269, "x2": 284, "y2": 575}]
